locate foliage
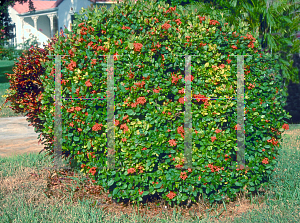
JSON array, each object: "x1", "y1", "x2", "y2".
[
  {"x1": 184, "y1": 0, "x2": 300, "y2": 95},
  {"x1": 28, "y1": 0, "x2": 292, "y2": 207}
]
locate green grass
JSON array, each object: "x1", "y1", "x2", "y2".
[
  {"x1": 0, "y1": 60, "x2": 16, "y2": 83},
  {"x1": 0, "y1": 125, "x2": 299, "y2": 222}
]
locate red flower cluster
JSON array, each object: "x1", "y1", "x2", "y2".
[
  {"x1": 89, "y1": 166, "x2": 97, "y2": 176},
  {"x1": 209, "y1": 20, "x2": 220, "y2": 25},
  {"x1": 67, "y1": 59, "x2": 77, "y2": 71},
  {"x1": 92, "y1": 123, "x2": 103, "y2": 131},
  {"x1": 267, "y1": 137, "x2": 279, "y2": 146},
  {"x1": 198, "y1": 16, "x2": 205, "y2": 24},
  {"x1": 120, "y1": 123, "x2": 129, "y2": 134},
  {"x1": 205, "y1": 163, "x2": 224, "y2": 173},
  {"x1": 153, "y1": 86, "x2": 162, "y2": 93},
  {"x1": 134, "y1": 81, "x2": 145, "y2": 89},
  {"x1": 162, "y1": 23, "x2": 171, "y2": 30},
  {"x1": 87, "y1": 152, "x2": 96, "y2": 159},
  {"x1": 166, "y1": 191, "x2": 176, "y2": 200},
  {"x1": 127, "y1": 167, "x2": 136, "y2": 174},
  {"x1": 180, "y1": 171, "x2": 188, "y2": 180},
  {"x1": 85, "y1": 79, "x2": 92, "y2": 87},
  {"x1": 225, "y1": 154, "x2": 231, "y2": 161},
  {"x1": 168, "y1": 139, "x2": 177, "y2": 147},
  {"x1": 177, "y1": 126, "x2": 184, "y2": 139},
  {"x1": 262, "y1": 158, "x2": 269, "y2": 164},
  {"x1": 171, "y1": 73, "x2": 182, "y2": 85},
  {"x1": 133, "y1": 42, "x2": 143, "y2": 52}
]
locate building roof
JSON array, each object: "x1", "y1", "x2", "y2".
[
  {"x1": 12, "y1": 0, "x2": 138, "y2": 15},
  {"x1": 12, "y1": 1, "x2": 58, "y2": 14}
]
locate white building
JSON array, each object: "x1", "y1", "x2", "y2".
[{"x1": 6, "y1": 0, "x2": 136, "y2": 50}]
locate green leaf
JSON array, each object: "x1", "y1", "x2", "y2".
[
  {"x1": 108, "y1": 179, "x2": 114, "y2": 186},
  {"x1": 235, "y1": 182, "x2": 243, "y2": 187},
  {"x1": 113, "y1": 188, "x2": 119, "y2": 196},
  {"x1": 135, "y1": 152, "x2": 142, "y2": 158},
  {"x1": 126, "y1": 109, "x2": 134, "y2": 115},
  {"x1": 157, "y1": 188, "x2": 164, "y2": 192},
  {"x1": 73, "y1": 136, "x2": 80, "y2": 141},
  {"x1": 249, "y1": 187, "x2": 256, "y2": 191},
  {"x1": 142, "y1": 191, "x2": 149, "y2": 196},
  {"x1": 119, "y1": 84, "x2": 126, "y2": 92},
  {"x1": 121, "y1": 183, "x2": 127, "y2": 189},
  {"x1": 155, "y1": 182, "x2": 162, "y2": 189}
]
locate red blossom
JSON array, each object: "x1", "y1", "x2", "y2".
[
  {"x1": 178, "y1": 97, "x2": 185, "y2": 104},
  {"x1": 168, "y1": 139, "x2": 177, "y2": 147},
  {"x1": 133, "y1": 43, "x2": 143, "y2": 52},
  {"x1": 85, "y1": 79, "x2": 92, "y2": 87},
  {"x1": 166, "y1": 191, "x2": 176, "y2": 200},
  {"x1": 92, "y1": 123, "x2": 103, "y2": 131},
  {"x1": 211, "y1": 136, "x2": 217, "y2": 143},
  {"x1": 215, "y1": 129, "x2": 222, "y2": 134},
  {"x1": 282, "y1": 123, "x2": 289, "y2": 130},
  {"x1": 198, "y1": 16, "x2": 205, "y2": 23},
  {"x1": 162, "y1": 23, "x2": 171, "y2": 30}
]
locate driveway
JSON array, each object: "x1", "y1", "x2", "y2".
[{"x1": 0, "y1": 116, "x2": 44, "y2": 158}]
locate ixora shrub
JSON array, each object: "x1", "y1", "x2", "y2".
[{"x1": 37, "y1": 0, "x2": 291, "y2": 206}]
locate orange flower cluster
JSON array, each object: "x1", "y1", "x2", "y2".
[
  {"x1": 92, "y1": 123, "x2": 103, "y2": 131},
  {"x1": 133, "y1": 42, "x2": 143, "y2": 52},
  {"x1": 127, "y1": 167, "x2": 136, "y2": 174},
  {"x1": 67, "y1": 59, "x2": 77, "y2": 71},
  {"x1": 120, "y1": 123, "x2": 129, "y2": 134},
  {"x1": 162, "y1": 23, "x2": 171, "y2": 30},
  {"x1": 205, "y1": 163, "x2": 224, "y2": 173},
  {"x1": 180, "y1": 171, "x2": 188, "y2": 180},
  {"x1": 262, "y1": 158, "x2": 269, "y2": 164},
  {"x1": 168, "y1": 139, "x2": 177, "y2": 147},
  {"x1": 166, "y1": 191, "x2": 176, "y2": 200},
  {"x1": 89, "y1": 167, "x2": 97, "y2": 176},
  {"x1": 177, "y1": 126, "x2": 185, "y2": 139}
]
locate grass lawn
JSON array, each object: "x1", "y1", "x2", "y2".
[{"x1": 0, "y1": 125, "x2": 299, "y2": 222}]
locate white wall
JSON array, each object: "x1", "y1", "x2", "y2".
[
  {"x1": 6, "y1": 0, "x2": 121, "y2": 50},
  {"x1": 57, "y1": 0, "x2": 95, "y2": 36},
  {"x1": 7, "y1": 5, "x2": 21, "y2": 49}
]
